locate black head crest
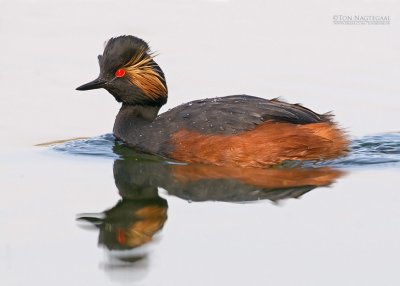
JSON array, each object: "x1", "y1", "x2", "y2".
[
  {"x1": 100, "y1": 35, "x2": 150, "y2": 74},
  {"x1": 77, "y1": 35, "x2": 168, "y2": 107}
]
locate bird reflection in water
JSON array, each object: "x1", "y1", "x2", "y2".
[{"x1": 77, "y1": 143, "x2": 345, "y2": 266}]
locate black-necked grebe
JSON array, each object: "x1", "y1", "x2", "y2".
[{"x1": 76, "y1": 35, "x2": 348, "y2": 167}]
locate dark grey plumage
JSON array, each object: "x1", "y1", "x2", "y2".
[{"x1": 157, "y1": 95, "x2": 330, "y2": 135}]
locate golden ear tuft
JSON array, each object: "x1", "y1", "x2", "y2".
[{"x1": 123, "y1": 49, "x2": 167, "y2": 101}]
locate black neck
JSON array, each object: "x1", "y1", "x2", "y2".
[
  {"x1": 113, "y1": 103, "x2": 161, "y2": 141},
  {"x1": 119, "y1": 103, "x2": 160, "y2": 121}
]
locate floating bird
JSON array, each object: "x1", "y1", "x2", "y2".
[{"x1": 77, "y1": 35, "x2": 348, "y2": 167}]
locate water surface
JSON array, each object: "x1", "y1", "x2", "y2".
[
  {"x1": 2, "y1": 137, "x2": 400, "y2": 286},
  {"x1": 21, "y1": 132, "x2": 397, "y2": 285}
]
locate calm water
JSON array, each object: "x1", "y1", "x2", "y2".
[
  {"x1": 1, "y1": 0, "x2": 400, "y2": 285},
  {"x1": 3, "y1": 134, "x2": 399, "y2": 286}
]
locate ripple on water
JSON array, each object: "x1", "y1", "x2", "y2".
[
  {"x1": 311, "y1": 133, "x2": 400, "y2": 168},
  {"x1": 53, "y1": 133, "x2": 119, "y2": 159},
  {"x1": 52, "y1": 133, "x2": 400, "y2": 168}
]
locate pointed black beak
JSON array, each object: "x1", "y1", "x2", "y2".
[{"x1": 76, "y1": 78, "x2": 107, "y2": 91}]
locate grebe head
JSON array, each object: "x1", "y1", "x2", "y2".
[{"x1": 76, "y1": 35, "x2": 168, "y2": 107}]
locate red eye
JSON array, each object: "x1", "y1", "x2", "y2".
[
  {"x1": 116, "y1": 228, "x2": 126, "y2": 245},
  {"x1": 115, "y1": 69, "x2": 125, "y2": 78}
]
